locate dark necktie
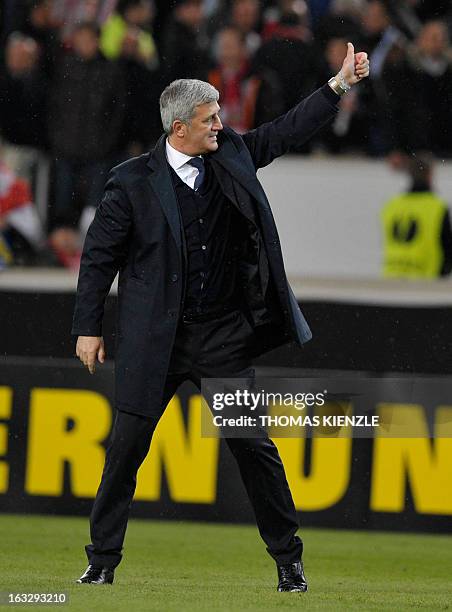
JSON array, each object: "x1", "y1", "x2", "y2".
[{"x1": 187, "y1": 157, "x2": 205, "y2": 191}]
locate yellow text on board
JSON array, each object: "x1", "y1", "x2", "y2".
[{"x1": 0, "y1": 387, "x2": 452, "y2": 515}]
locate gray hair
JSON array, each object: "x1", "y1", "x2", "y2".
[{"x1": 159, "y1": 79, "x2": 219, "y2": 135}]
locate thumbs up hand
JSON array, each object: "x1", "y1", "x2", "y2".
[{"x1": 340, "y1": 42, "x2": 370, "y2": 87}]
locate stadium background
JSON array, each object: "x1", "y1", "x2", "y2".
[{"x1": 1, "y1": 1, "x2": 452, "y2": 609}]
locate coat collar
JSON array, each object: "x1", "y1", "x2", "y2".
[{"x1": 147, "y1": 131, "x2": 263, "y2": 195}]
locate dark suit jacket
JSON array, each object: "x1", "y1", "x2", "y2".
[{"x1": 72, "y1": 83, "x2": 339, "y2": 416}]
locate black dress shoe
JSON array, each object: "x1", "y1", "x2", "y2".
[
  {"x1": 277, "y1": 561, "x2": 308, "y2": 592},
  {"x1": 76, "y1": 565, "x2": 114, "y2": 584}
]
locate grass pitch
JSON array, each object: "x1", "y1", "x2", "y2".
[{"x1": 0, "y1": 514, "x2": 451, "y2": 611}]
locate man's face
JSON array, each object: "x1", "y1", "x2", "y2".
[
  {"x1": 72, "y1": 28, "x2": 99, "y2": 60},
  {"x1": 217, "y1": 28, "x2": 246, "y2": 68},
  {"x1": 124, "y1": 1, "x2": 153, "y2": 27},
  {"x1": 176, "y1": 0, "x2": 204, "y2": 29},
  {"x1": 362, "y1": 0, "x2": 389, "y2": 35},
  {"x1": 232, "y1": 0, "x2": 259, "y2": 32},
  {"x1": 417, "y1": 22, "x2": 448, "y2": 58},
  {"x1": 182, "y1": 101, "x2": 223, "y2": 155}
]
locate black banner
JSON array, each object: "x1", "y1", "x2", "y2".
[
  {"x1": 1, "y1": 358, "x2": 452, "y2": 532},
  {"x1": 2, "y1": 290, "x2": 452, "y2": 373}
]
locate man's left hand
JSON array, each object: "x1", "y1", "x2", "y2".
[{"x1": 341, "y1": 42, "x2": 370, "y2": 86}]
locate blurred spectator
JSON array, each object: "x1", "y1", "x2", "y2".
[
  {"x1": 384, "y1": 20, "x2": 452, "y2": 158},
  {"x1": 379, "y1": 0, "x2": 422, "y2": 39},
  {"x1": 262, "y1": 0, "x2": 312, "y2": 42},
  {"x1": 361, "y1": 0, "x2": 394, "y2": 53},
  {"x1": 47, "y1": 21, "x2": 126, "y2": 265},
  {"x1": 0, "y1": 160, "x2": 48, "y2": 267},
  {"x1": 100, "y1": 0, "x2": 161, "y2": 152},
  {"x1": 314, "y1": 0, "x2": 365, "y2": 46},
  {"x1": 51, "y1": 0, "x2": 103, "y2": 39},
  {"x1": 208, "y1": 27, "x2": 283, "y2": 132},
  {"x1": 160, "y1": 0, "x2": 210, "y2": 84},
  {"x1": 315, "y1": 36, "x2": 368, "y2": 152},
  {"x1": 117, "y1": 23, "x2": 161, "y2": 153},
  {"x1": 253, "y1": 6, "x2": 320, "y2": 134},
  {"x1": 0, "y1": 33, "x2": 48, "y2": 175},
  {"x1": 229, "y1": 0, "x2": 261, "y2": 54},
  {"x1": 379, "y1": 0, "x2": 452, "y2": 38},
  {"x1": 253, "y1": 4, "x2": 323, "y2": 153},
  {"x1": 18, "y1": 0, "x2": 61, "y2": 78},
  {"x1": 381, "y1": 154, "x2": 452, "y2": 278},
  {"x1": 207, "y1": 0, "x2": 262, "y2": 54},
  {"x1": 100, "y1": 0, "x2": 158, "y2": 69},
  {"x1": 353, "y1": 0, "x2": 406, "y2": 155}
]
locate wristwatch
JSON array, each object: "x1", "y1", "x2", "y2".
[{"x1": 328, "y1": 72, "x2": 351, "y2": 96}]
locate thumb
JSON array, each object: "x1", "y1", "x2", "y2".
[
  {"x1": 347, "y1": 42, "x2": 355, "y2": 60},
  {"x1": 98, "y1": 342, "x2": 106, "y2": 364}
]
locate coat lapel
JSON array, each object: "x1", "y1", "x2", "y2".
[
  {"x1": 211, "y1": 136, "x2": 267, "y2": 205},
  {"x1": 146, "y1": 135, "x2": 182, "y2": 251},
  {"x1": 145, "y1": 132, "x2": 270, "y2": 251}
]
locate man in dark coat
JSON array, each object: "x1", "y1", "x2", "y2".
[{"x1": 73, "y1": 43, "x2": 369, "y2": 590}]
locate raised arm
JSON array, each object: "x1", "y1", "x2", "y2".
[{"x1": 243, "y1": 43, "x2": 369, "y2": 169}]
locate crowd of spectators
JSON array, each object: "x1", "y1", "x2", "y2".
[{"x1": 0, "y1": 0, "x2": 452, "y2": 267}]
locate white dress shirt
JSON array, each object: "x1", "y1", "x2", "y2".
[{"x1": 165, "y1": 139, "x2": 203, "y2": 190}]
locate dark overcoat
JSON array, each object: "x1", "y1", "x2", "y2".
[{"x1": 72, "y1": 84, "x2": 339, "y2": 415}]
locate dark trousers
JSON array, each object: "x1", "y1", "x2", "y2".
[{"x1": 85, "y1": 309, "x2": 302, "y2": 568}]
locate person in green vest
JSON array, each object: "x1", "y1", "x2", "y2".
[
  {"x1": 381, "y1": 154, "x2": 452, "y2": 278},
  {"x1": 100, "y1": 0, "x2": 158, "y2": 69}
]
